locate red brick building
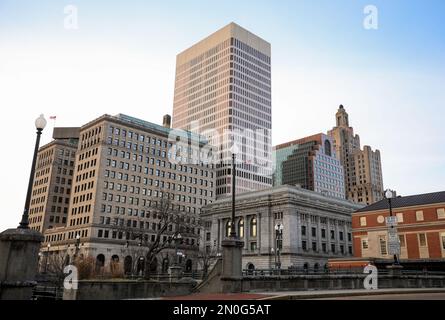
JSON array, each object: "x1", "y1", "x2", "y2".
[{"x1": 330, "y1": 191, "x2": 445, "y2": 270}]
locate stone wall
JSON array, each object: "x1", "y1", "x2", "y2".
[
  {"x1": 239, "y1": 274, "x2": 445, "y2": 292},
  {"x1": 63, "y1": 280, "x2": 195, "y2": 300}
]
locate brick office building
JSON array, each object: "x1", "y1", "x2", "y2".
[{"x1": 330, "y1": 191, "x2": 445, "y2": 270}]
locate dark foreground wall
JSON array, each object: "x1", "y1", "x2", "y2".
[
  {"x1": 240, "y1": 274, "x2": 445, "y2": 292},
  {"x1": 64, "y1": 280, "x2": 195, "y2": 300},
  {"x1": 199, "y1": 272, "x2": 445, "y2": 294}
]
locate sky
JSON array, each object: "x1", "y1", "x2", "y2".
[{"x1": 0, "y1": 0, "x2": 444, "y2": 231}]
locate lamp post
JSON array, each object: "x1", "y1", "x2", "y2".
[
  {"x1": 19, "y1": 114, "x2": 47, "y2": 229},
  {"x1": 44, "y1": 243, "x2": 51, "y2": 273},
  {"x1": 230, "y1": 152, "x2": 237, "y2": 238},
  {"x1": 271, "y1": 247, "x2": 276, "y2": 271},
  {"x1": 74, "y1": 234, "x2": 80, "y2": 260},
  {"x1": 385, "y1": 189, "x2": 399, "y2": 266},
  {"x1": 38, "y1": 252, "x2": 42, "y2": 272},
  {"x1": 174, "y1": 233, "x2": 182, "y2": 265},
  {"x1": 275, "y1": 223, "x2": 284, "y2": 271}
]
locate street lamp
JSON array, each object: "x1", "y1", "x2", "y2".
[
  {"x1": 173, "y1": 233, "x2": 182, "y2": 265},
  {"x1": 74, "y1": 234, "x2": 80, "y2": 260},
  {"x1": 44, "y1": 243, "x2": 51, "y2": 273},
  {"x1": 274, "y1": 223, "x2": 284, "y2": 271},
  {"x1": 270, "y1": 247, "x2": 277, "y2": 271},
  {"x1": 19, "y1": 114, "x2": 47, "y2": 229},
  {"x1": 229, "y1": 145, "x2": 238, "y2": 238},
  {"x1": 38, "y1": 252, "x2": 42, "y2": 272},
  {"x1": 385, "y1": 189, "x2": 399, "y2": 265}
]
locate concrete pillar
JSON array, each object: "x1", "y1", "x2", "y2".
[
  {"x1": 168, "y1": 265, "x2": 183, "y2": 282},
  {"x1": 0, "y1": 228, "x2": 44, "y2": 300},
  {"x1": 221, "y1": 238, "x2": 244, "y2": 279}
]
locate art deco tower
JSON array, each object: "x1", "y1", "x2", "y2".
[{"x1": 328, "y1": 105, "x2": 384, "y2": 205}]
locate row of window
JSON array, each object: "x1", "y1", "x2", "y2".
[
  {"x1": 302, "y1": 241, "x2": 352, "y2": 255},
  {"x1": 301, "y1": 226, "x2": 352, "y2": 242},
  {"x1": 359, "y1": 208, "x2": 445, "y2": 226}
]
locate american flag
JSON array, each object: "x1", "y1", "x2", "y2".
[{"x1": 50, "y1": 116, "x2": 57, "y2": 120}]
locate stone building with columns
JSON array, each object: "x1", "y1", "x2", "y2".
[{"x1": 201, "y1": 185, "x2": 363, "y2": 271}]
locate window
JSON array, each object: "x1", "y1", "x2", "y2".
[
  {"x1": 302, "y1": 240, "x2": 307, "y2": 251},
  {"x1": 396, "y1": 212, "x2": 404, "y2": 223},
  {"x1": 312, "y1": 242, "x2": 317, "y2": 251},
  {"x1": 416, "y1": 211, "x2": 424, "y2": 221},
  {"x1": 225, "y1": 220, "x2": 232, "y2": 237},
  {"x1": 441, "y1": 233, "x2": 445, "y2": 250},
  {"x1": 322, "y1": 243, "x2": 327, "y2": 252},
  {"x1": 321, "y1": 229, "x2": 326, "y2": 238},
  {"x1": 418, "y1": 233, "x2": 427, "y2": 247},
  {"x1": 250, "y1": 217, "x2": 257, "y2": 237},
  {"x1": 379, "y1": 236, "x2": 387, "y2": 255},
  {"x1": 399, "y1": 235, "x2": 406, "y2": 247},
  {"x1": 360, "y1": 217, "x2": 367, "y2": 226},
  {"x1": 311, "y1": 227, "x2": 316, "y2": 237},
  {"x1": 437, "y1": 208, "x2": 445, "y2": 220},
  {"x1": 250, "y1": 242, "x2": 257, "y2": 251},
  {"x1": 301, "y1": 226, "x2": 306, "y2": 236},
  {"x1": 362, "y1": 239, "x2": 369, "y2": 250},
  {"x1": 238, "y1": 219, "x2": 244, "y2": 238},
  {"x1": 330, "y1": 230, "x2": 335, "y2": 240}
]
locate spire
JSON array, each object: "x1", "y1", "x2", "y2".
[{"x1": 336, "y1": 104, "x2": 349, "y2": 127}]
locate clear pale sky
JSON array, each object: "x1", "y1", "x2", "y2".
[{"x1": 0, "y1": 0, "x2": 444, "y2": 230}]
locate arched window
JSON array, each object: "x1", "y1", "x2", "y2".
[
  {"x1": 185, "y1": 259, "x2": 193, "y2": 272},
  {"x1": 150, "y1": 257, "x2": 158, "y2": 273},
  {"x1": 110, "y1": 255, "x2": 120, "y2": 274},
  {"x1": 250, "y1": 217, "x2": 257, "y2": 237},
  {"x1": 162, "y1": 258, "x2": 169, "y2": 273},
  {"x1": 314, "y1": 263, "x2": 319, "y2": 272},
  {"x1": 137, "y1": 256, "x2": 145, "y2": 275},
  {"x1": 95, "y1": 254, "x2": 105, "y2": 273},
  {"x1": 324, "y1": 140, "x2": 332, "y2": 157},
  {"x1": 225, "y1": 220, "x2": 232, "y2": 237},
  {"x1": 238, "y1": 218, "x2": 244, "y2": 238},
  {"x1": 124, "y1": 256, "x2": 133, "y2": 275}
]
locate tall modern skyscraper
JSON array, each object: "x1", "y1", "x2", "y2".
[
  {"x1": 274, "y1": 133, "x2": 346, "y2": 200},
  {"x1": 328, "y1": 105, "x2": 384, "y2": 205},
  {"x1": 172, "y1": 22, "x2": 272, "y2": 197}
]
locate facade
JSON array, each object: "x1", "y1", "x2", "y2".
[
  {"x1": 201, "y1": 185, "x2": 362, "y2": 271},
  {"x1": 328, "y1": 105, "x2": 384, "y2": 205},
  {"x1": 172, "y1": 22, "x2": 273, "y2": 197},
  {"x1": 274, "y1": 133, "x2": 345, "y2": 199},
  {"x1": 28, "y1": 128, "x2": 79, "y2": 233},
  {"x1": 352, "y1": 191, "x2": 445, "y2": 261},
  {"x1": 42, "y1": 114, "x2": 216, "y2": 274}
]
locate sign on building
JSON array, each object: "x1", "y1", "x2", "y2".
[
  {"x1": 388, "y1": 241, "x2": 401, "y2": 255},
  {"x1": 385, "y1": 216, "x2": 398, "y2": 227}
]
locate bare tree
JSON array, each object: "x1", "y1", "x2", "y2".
[
  {"x1": 143, "y1": 192, "x2": 186, "y2": 279},
  {"x1": 112, "y1": 190, "x2": 200, "y2": 279},
  {"x1": 45, "y1": 251, "x2": 70, "y2": 284},
  {"x1": 196, "y1": 222, "x2": 220, "y2": 279}
]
